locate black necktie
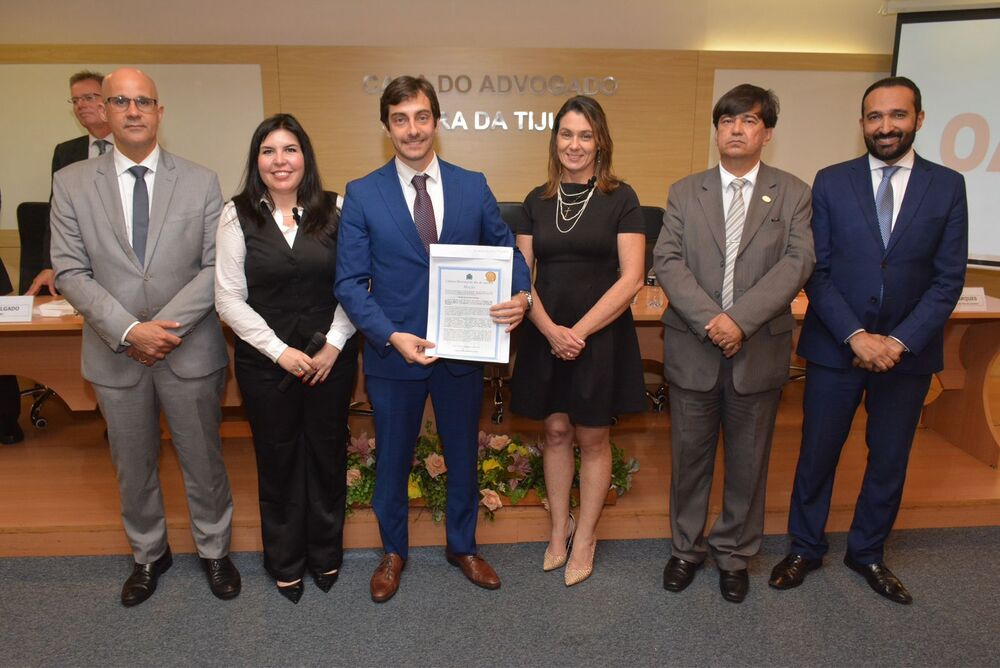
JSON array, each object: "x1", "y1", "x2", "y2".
[
  {"x1": 95, "y1": 139, "x2": 110, "y2": 155},
  {"x1": 411, "y1": 174, "x2": 438, "y2": 252},
  {"x1": 128, "y1": 166, "x2": 149, "y2": 266}
]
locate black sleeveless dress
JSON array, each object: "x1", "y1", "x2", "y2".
[{"x1": 510, "y1": 182, "x2": 646, "y2": 427}]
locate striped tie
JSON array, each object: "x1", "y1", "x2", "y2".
[{"x1": 720, "y1": 177, "x2": 746, "y2": 309}]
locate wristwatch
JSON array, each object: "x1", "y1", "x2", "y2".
[{"x1": 518, "y1": 290, "x2": 533, "y2": 311}]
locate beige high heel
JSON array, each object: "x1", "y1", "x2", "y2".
[
  {"x1": 542, "y1": 513, "x2": 576, "y2": 572},
  {"x1": 564, "y1": 539, "x2": 596, "y2": 586}
]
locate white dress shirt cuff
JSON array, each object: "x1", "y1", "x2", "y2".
[{"x1": 121, "y1": 321, "x2": 140, "y2": 346}]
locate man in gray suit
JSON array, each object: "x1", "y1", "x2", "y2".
[
  {"x1": 653, "y1": 84, "x2": 814, "y2": 602},
  {"x1": 51, "y1": 67, "x2": 240, "y2": 607}
]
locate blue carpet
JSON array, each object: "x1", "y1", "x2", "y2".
[{"x1": 1, "y1": 527, "x2": 997, "y2": 667}]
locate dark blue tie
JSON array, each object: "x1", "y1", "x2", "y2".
[
  {"x1": 876, "y1": 165, "x2": 900, "y2": 249},
  {"x1": 129, "y1": 165, "x2": 150, "y2": 266}
]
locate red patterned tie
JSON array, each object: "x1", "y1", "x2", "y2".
[{"x1": 411, "y1": 174, "x2": 438, "y2": 252}]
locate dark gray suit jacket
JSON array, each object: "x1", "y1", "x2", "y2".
[{"x1": 653, "y1": 162, "x2": 815, "y2": 394}]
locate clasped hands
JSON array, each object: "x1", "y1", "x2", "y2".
[
  {"x1": 849, "y1": 331, "x2": 904, "y2": 373},
  {"x1": 277, "y1": 343, "x2": 341, "y2": 385},
  {"x1": 705, "y1": 313, "x2": 743, "y2": 358},
  {"x1": 125, "y1": 320, "x2": 182, "y2": 367}
]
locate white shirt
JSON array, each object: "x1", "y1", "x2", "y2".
[
  {"x1": 868, "y1": 149, "x2": 915, "y2": 232},
  {"x1": 215, "y1": 198, "x2": 356, "y2": 363},
  {"x1": 112, "y1": 144, "x2": 159, "y2": 245},
  {"x1": 395, "y1": 154, "x2": 444, "y2": 237},
  {"x1": 719, "y1": 161, "x2": 760, "y2": 212},
  {"x1": 87, "y1": 133, "x2": 115, "y2": 159},
  {"x1": 113, "y1": 145, "x2": 159, "y2": 345}
]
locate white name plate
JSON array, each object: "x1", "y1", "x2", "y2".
[
  {"x1": 0, "y1": 296, "x2": 34, "y2": 323},
  {"x1": 954, "y1": 286, "x2": 987, "y2": 312}
]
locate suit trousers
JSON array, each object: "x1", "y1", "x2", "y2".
[
  {"x1": 235, "y1": 341, "x2": 357, "y2": 581},
  {"x1": 788, "y1": 362, "x2": 930, "y2": 564},
  {"x1": 92, "y1": 365, "x2": 232, "y2": 563},
  {"x1": 367, "y1": 365, "x2": 484, "y2": 560},
  {"x1": 0, "y1": 375, "x2": 20, "y2": 436},
  {"x1": 668, "y1": 357, "x2": 782, "y2": 570}
]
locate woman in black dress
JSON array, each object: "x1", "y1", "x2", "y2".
[
  {"x1": 510, "y1": 96, "x2": 646, "y2": 586},
  {"x1": 216, "y1": 114, "x2": 358, "y2": 603}
]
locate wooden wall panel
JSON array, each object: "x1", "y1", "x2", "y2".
[{"x1": 276, "y1": 47, "x2": 699, "y2": 205}]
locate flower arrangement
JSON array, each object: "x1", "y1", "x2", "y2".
[{"x1": 346, "y1": 422, "x2": 640, "y2": 522}]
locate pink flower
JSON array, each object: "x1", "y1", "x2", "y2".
[
  {"x1": 346, "y1": 468, "x2": 362, "y2": 486},
  {"x1": 488, "y1": 435, "x2": 510, "y2": 451},
  {"x1": 480, "y1": 489, "x2": 503, "y2": 512},
  {"x1": 478, "y1": 431, "x2": 490, "y2": 456},
  {"x1": 507, "y1": 454, "x2": 530, "y2": 488},
  {"x1": 348, "y1": 433, "x2": 374, "y2": 457},
  {"x1": 424, "y1": 453, "x2": 447, "y2": 478}
]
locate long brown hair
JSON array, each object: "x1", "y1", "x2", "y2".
[{"x1": 542, "y1": 95, "x2": 621, "y2": 198}]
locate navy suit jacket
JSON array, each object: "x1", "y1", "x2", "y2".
[
  {"x1": 335, "y1": 158, "x2": 531, "y2": 381},
  {"x1": 797, "y1": 153, "x2": 967, "y2": 375}
]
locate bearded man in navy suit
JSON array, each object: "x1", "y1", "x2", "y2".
[
  {"x1": 335, "y1": 76, "x2": 531, "y2": 602},
  {"x1": 769, "y1": 77, "x2": 967, "y2": 604}
]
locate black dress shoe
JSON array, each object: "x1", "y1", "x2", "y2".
[
  {"x1": 844, "y1": 555, "x2": 912, "y2": 604},
  {"x1": 769, "y1": 554, "x2": 822, "y2": 590},
  {"x1": 311, "y1": 569, "x2": 339, "y2": 592},
  {"x1": 719, "y1": 569, "x2": 749, "y2": 603},
  {"x1": 277, "y1": 580, "x2": 304, "y2": 604},
  {"x1": 0, "y1": 424, "x2": 24, "y2": 445},
  {"x1": 663, "y1": 556, "x2": 703, "y2": 592},
  {"x1": 121, "y1": 546, "x2": 173, "y2": 607},
  {"x1": 201, "y1": 555, "x2": 241, "y2": 600}
]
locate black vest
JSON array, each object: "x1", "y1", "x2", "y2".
[{"x1": 232, "y1": 193, "x2": 341, "y2": 366}]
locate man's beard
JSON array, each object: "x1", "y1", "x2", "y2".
[{"x1": 865, "y1": 128, "x2": 916, "y2": 163}]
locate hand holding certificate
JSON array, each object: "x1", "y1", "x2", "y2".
[{"x1": 426, "y1": 244, "x2": 518, "y2": 363}]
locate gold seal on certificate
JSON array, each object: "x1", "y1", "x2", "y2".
[{"x1": 426, "y1": 244, "x2": 513, "y2": 363}]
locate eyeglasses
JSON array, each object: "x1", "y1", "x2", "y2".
[
  {"x1": 69, "y1": 93, "x2": 103, "y2": 105},
  {"x1": 105, "y1": 95, "x2": 159, "y2": 113}
]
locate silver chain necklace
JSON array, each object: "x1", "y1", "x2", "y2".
[{"x1": 556, "y1": 181, "x2": 596, "y2": 234}]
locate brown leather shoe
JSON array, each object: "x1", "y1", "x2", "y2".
[
  {"x1": 446, "y1": 551, "x2": 501, "y2": 590},
  {"x1": 370, "y1": 553, "x2": 405, "y2": 603}
]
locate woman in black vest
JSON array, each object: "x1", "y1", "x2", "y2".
[{"x1": 216, "y1": 114, "x2": 358, "y2": 603}]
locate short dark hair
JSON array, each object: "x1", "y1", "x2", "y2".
[
  {"x1": 712, "y1": 84, "x2": 780, "y2": 129},
  {"x1": 861, "y1": 76, "x2": 922, "y2": 115},
  {"x1": 69, "y1": 70, "x2": 104, "y2": 87},
  {"x1": 234, "y1": 113, "x2": 336, "y2": 239},
  {"x1": 379, "y1": 76, "x2": 440, "y2": 128}
]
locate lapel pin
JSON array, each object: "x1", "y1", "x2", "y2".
[{"x1": 762, "y1": 195, "x2": 772, "y2": 203}]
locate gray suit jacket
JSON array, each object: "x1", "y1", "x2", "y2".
[
  {"x1": 653, "y1": 163, "x2": 815, "y2": 394},
  {"x1": 50, "y1": 150, "x2": 228, "y2": 387}
]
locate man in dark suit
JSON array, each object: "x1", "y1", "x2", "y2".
[
  {"x1": 26, "y1": 70, "x2": 113, "y2": 297},
  {"x1": 51, "y1": 67, "x2": 240, "y2": 607},
  {"x1": 653, "y1": 84, "x2": 814, "y2": 603},
  {"x1": 335, "y1": 76, "x2": 531, "y2": 602},
  {"x1": 770, "y1": 77, "x2": 967, "y2": 604}
]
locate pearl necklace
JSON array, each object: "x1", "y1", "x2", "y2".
[{"x1": 555, "y1": 181, "x2": 596, "y2": 234}]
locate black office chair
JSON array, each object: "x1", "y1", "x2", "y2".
[
  {"x1": 16, "y1": 202, "x2": 51, "y2": 296},
  {"x1": 483, "y1": 202, "x2": 529, "y2": 423},
  {"x1": 639, "y1": 205, "x2": 668, "y2": 412},
  {"x1": 15, "y1": 201, "x2": 57, "y2": 427}
]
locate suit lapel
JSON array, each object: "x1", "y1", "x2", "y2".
[
  {"x1": 94, "y1": 155, "x2": 141, "y2": 269},
  {"x1": 696, "y1": 169, "x2": 726, "y2": 255},
  {"x1": 847, "y1": 155, "x2": 883, "y2": 248},
  {"x1": 143, "y1": 151, "x2": 177, "y2": 266},
  {"x1": 738, "y1": 163, "x2": 776, "y2": 256},
  {"x1": 375, "y1": 159, "x2": 427, "y2": 259},
  {"x1": 438, "y1": 160, "x2": 464, "y2": 244},
  {"x1": 885, "y1": 154, "x2": 933, "y2": 256}
]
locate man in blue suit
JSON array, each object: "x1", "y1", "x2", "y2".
[
  {"x1": 335, "y1": 76, "x2": 531, "y2": 602},
  {"x1": 770, "y1": 77, "x2": 967, "y2": 604}
]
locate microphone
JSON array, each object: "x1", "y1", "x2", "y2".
[
  {"x1": 291, "y1": 207, "x2": 301, "y2": 225},
  {"x1": 277, "y1": 331, "x2": 327, "y2": 392}
]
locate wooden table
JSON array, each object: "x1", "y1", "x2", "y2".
[
  {"x1": 629, "y1": 285, "x2": 1000, "y2": 468},
  {"x1": 3, "y1": 292, "x2": 999, "y2": 467}
]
